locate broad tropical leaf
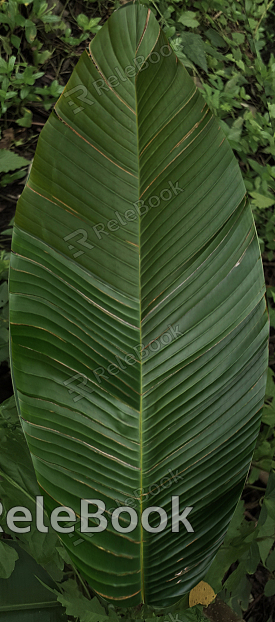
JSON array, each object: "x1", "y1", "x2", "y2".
[
  {"x1": 0, "y1": 541, "x2": 65, "y2": 621},
  {"x1": 9, "y1": 3, "x2": 269, "y2": 609}
]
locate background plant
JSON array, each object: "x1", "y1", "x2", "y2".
[{"x1": 0, "y1": 1, "x2": 275, "y2": 621}]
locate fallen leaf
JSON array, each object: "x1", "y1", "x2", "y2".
[{"x1": 189, "y1": 580, "x2": 216, "y2": 607}]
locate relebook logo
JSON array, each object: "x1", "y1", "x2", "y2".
[{"x1": 0, "y1": 496, "x2": 194, "y2": 535}]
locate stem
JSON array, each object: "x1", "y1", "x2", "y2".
[
  {"x1": 150, "y1": 0, "x2": 168, "y2": 28},
  {"x1": 254, "y1": 0, "x2": 275, "y2": 37},
  {"x1": 55, "y1": 57, "x2": 65, "y2": 79},
  {"x1": 70, "y1": 561, "x2": 91, "y2": 600},
  {"x1": 0, "y1": 194, "x2": 17, "y2": 203},
  {"x1": 60, "y1": 0, "x2": 70, "y2": 19}
]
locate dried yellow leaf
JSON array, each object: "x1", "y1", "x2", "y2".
[{"x1": 189, "y1": 580, "x2": 216, "y2": 607}]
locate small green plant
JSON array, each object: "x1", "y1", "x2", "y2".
[
  {"x1": 0, "y1": 0, "x2": 104, "y2": 125},
  {"x1": 0, "y1": 148, "x2": 30, "y2": 186}
]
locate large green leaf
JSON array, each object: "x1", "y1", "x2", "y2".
[
  {"x1": 9, "y1": 2, "x2": 268, "y2": 609},
  {"x1": 0, "y1": 394, "x2": 64, "y2": 580},
  {"x1": 0, "y1": 541, "x2": 66, "y2": 621}
]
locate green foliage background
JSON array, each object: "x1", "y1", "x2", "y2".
[{"x1": 0, "y1": 1, "x2": 275, "y2": 621}]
